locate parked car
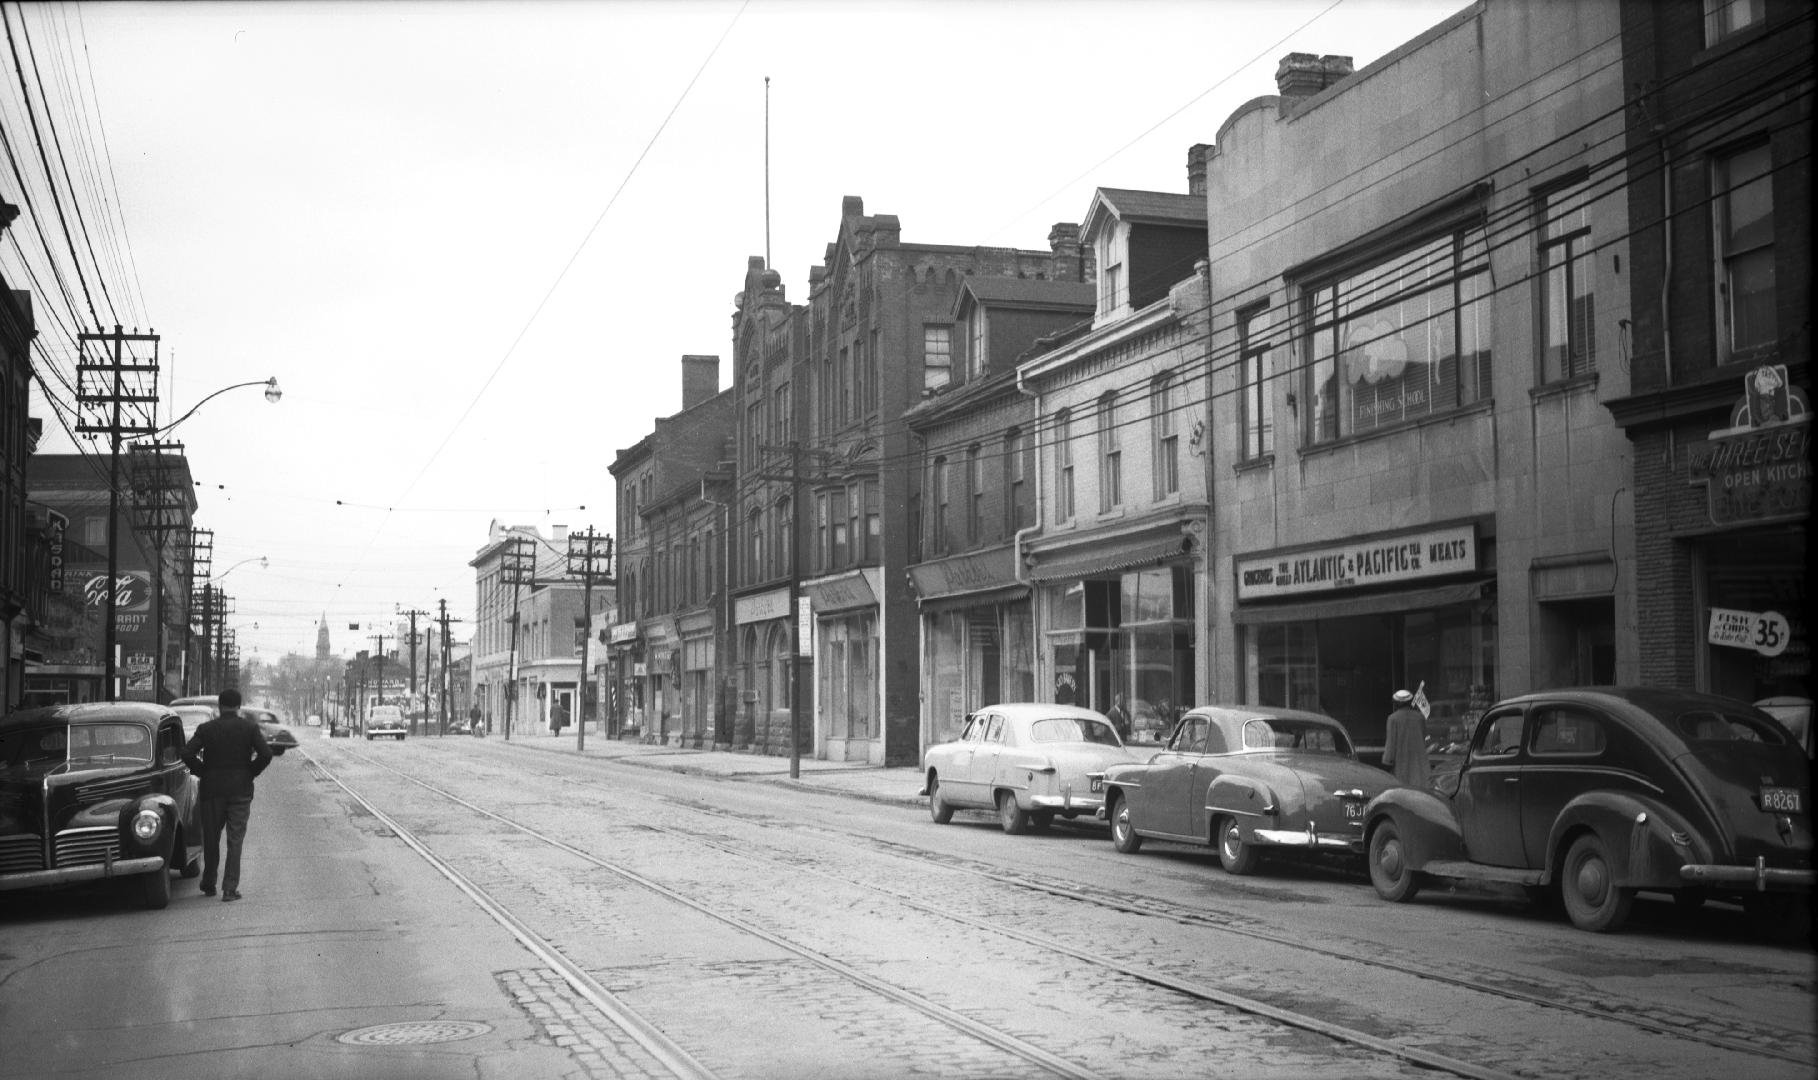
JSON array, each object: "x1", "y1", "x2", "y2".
[
  {"x1": 0, "y1": 702, "x2": 202, "y2": 909},
  {"x1": 241, "y1": 706, "x2": 299, "y2": 756},
  {"x1": 304, "y1": 714, "x2": 322, "y2": 727},
  {"x1": 1100, "y1": 705, "x2": 1396, "y2": 875},
  {"x1": 1362, "y1": 687, "x2": 1814, "y2": 934},
  {"x1": 171, "y1": 703, "x2": 216, "y2": 740},
  {"x1": 366, "y1": 704, "x2": 407, "y2": 741},
  {"x1": 922, "y1": 703, "x2": 1150, "y2": 834}
]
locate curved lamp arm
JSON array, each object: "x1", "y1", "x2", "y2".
[{"x1": 159, "y1": 377, "x2": 281, "y2": 435}]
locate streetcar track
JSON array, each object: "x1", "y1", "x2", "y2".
[
  {"x1": 332, "y1": 745, "x2": 1526, "y2": 1080},
  {"x1": 486, "y1": 738, "x2": 1818, "y2": 1067}
]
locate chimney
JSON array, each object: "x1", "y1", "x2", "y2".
[
  {"x1": 681, "y1": 354, "x2": 720, "y2": 410},
  {"x1": 1186, "y1": 143, "x2": 1213, "y2": 197},
  {"x1": 1276, "y1": 53, "x2": 1353, "y2": 114},
  {"x1": 1048, "y1": 222, "x2": 1082, "y2": 281}
]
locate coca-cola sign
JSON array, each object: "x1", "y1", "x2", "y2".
[{"x1": 83, "y1": 571, "x2": 151, "y2": 612}]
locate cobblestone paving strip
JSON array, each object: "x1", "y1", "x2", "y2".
[{"x1": 500, "y1": 968, "x2": 677, "y2": 1080}]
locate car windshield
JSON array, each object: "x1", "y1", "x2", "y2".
[
  {"x1": 1672, "y1": 708, "x2": 1789, "y2": 746},
  {"x1": 1028, "y1": 717, "x2": 1123, "y2": 746},
  {"x1": 1240, "y1": 718, "x2": 1350, "y2": 755},
  {"x1": 0, "y1": 722, "x2": 151, "y2": 774}
]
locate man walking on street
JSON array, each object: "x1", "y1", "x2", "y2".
[
  {"x1": 1380, "y1": 688, "x2": 1430, "y2": 790},
  {"x1": 182, "y1": 688, "x2": 273, "y2": 902}
]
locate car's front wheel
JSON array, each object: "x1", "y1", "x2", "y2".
[
  {"x1": 997, "y1": 791, "x2": 1031, "y2": 835},
  {"x1": 1216, "y1": 816, "x2": 1259, "y2": 875},
  {"x1": 928, "y1": 774, "x2": 954, "y2": 824},
  {"x1": 1560, "y1": 833, "x2": 1632, "y2": 933},
  {"x1": 1368, "y1": 818, "x2": 1421, "y2": 902},
  {"x1": 1110, "y1": 796, "x2": 1143, "y2": 854}
]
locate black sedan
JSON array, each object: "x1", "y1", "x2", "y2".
[
  {"x1": 242, "y1": 706, "x2": 299, "y2": 756},
  {"x1": 0, "y1": 702, "x2": 202, "y2": 909},
  {"x1": 1363, "y1": 687, "x2": 1813, "y2": 934}
]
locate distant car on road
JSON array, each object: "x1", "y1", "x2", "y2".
[
  {"x1": 1100, "y1": 705, "x2": 1395, "y2": 875},
  {"x1": 240, "y1": 706, "x2": 299, "y2": 756},
  {"x1": 304, "y1": 714, "x2": 322, "y2": 728},
  {"x1": 366, "y1": 705, "x2": 407, "y2": 741},
  {"x1": 1363, "y1": 686, "x2": 1814, "y2": 934},
  {"x1": 922, "y1": 703, "x2": 1150, "y2": 834},
  {"x1": 0, "y1": 701, "x2": 202, "y2": 909}
]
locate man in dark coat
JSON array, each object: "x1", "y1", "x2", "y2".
[
  {"x1": 1380, "y1": 688, "x2": 1430, "y2": 789},
  {"x1": 182, "y1": 688, "x2": 273, "y2": 902}
]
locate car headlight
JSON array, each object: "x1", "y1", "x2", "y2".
[{"x1": 131, "y1": 808, "x2": 163, "y2": 841}]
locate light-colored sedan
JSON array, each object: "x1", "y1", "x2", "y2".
[
  {"x1": 1102, "y1": 705, "x2": 1396, "y2": 874},
  {"x1": 922, "y1": 703, "x2": 1149, "y2": 834}
]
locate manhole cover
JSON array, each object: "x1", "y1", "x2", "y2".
[{"x1": 337, "y1": 1020, "x2": 492, "y2": 1046}]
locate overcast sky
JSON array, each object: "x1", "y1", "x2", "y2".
[{"x1": 12, "y1": 0, "x2": 1470, "y2": 662}]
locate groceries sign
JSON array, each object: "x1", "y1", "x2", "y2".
[{"x1": 1236, "y1": 523, "x2": 1476, "y2": 601}]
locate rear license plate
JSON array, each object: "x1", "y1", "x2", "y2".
[
  {"x1": 1343, "y1": 801, "x2": 1364, "y2": 820},
  {"x1": 1761, "y1": 786, "x2": 1802, "y2": 813}
]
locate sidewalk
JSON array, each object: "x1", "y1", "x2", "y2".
[{"x1": 484, "y1": 728, "x2": 927, "y2": 808}]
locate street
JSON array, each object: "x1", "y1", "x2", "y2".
[{"x1": 3, "y1": 729, "x2": 1813, "y2": 1080}]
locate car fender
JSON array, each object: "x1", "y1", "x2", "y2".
[
  {"x1": 1206, "y1": 773, "x2": 1276, "y2": 826},
  {"x1": 1363, "y1": 788, "x2": 1466, "y2": 869},
  {"x1": 117, "y1": 792, "x2": 177, "y2": 860},
  {"x1": 1546, "y1": 791, "x2": 1703, "y2": 890}
]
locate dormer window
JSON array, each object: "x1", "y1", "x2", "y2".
[
  {"x1": 968, "y1": 310, "x2": 987, "y2": 378},
  {"x1": 1096, "y1": 222, "x2": 1129, "y2": 320}
]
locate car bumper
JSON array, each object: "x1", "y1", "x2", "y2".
[
  {"x1": 1252, "y1": 825, "x2": 1366, "y2": 853},
  {"x1": 1680, "y1": 858, "x2": 1816, "y2": 892},
  {"x1": 1027, "y1": 792, "x2": 1105, "y2": 815},
  {"x1": 0, "y1": 855, "x2": 165, "y2": 891}
]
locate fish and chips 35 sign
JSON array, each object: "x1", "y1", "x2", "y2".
[
  {"x1": 1707, "y1": 607, "x2": 1791, "y2": 658},
  {"x1": 1687, "y1": 364, "x2": 1811, "y2": 526},
  {"x1": 1236, "y1": 523, "x2": 1476, "y2": 601}
]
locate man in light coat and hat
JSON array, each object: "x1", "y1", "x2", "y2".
[{"x1": 1380, "y1": 688, "x2": 1430, "y2": 789}]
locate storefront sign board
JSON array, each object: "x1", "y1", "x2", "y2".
[
  {"x1": 909, "y1": 546, "x2": 1017, "y2": 599},
  {"x1": 796, "y1": 596, "x2": 812, "y2": 657},
  {"x1": 1707, "y1": 606, "x2": 1791, "y2": 658},
  {"x1": 609, "y1": 621, "x2": 639, "y2": 644},
  {"x1": 735, "y1": 588, "x2": 789, "y2": 625},
  {"x1": 1236, "y1": 523, "x2": 1476, "y2": 601},
  {"x1": 1686, "y1": 365, "x2": 1812, "y2": 526}
]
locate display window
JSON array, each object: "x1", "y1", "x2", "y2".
[
  {"x1": 819, "y1": 612, "x2": 877, "y2": 742},
  {"x1": 1699, "y1": 531, "x2": 1807, "y2": 706},
  {"x1": 923, "y1": 602, "x2": 1035, "y2": 748},
  {"x1": 1042, "y1": 564, "x2": 1195, "y2": 745}
]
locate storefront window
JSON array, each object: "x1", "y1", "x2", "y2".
[
  {"x1": 1042, "y1": 566, "x2": 1194, "y2": 743},
  {"x1": 928, "y1": 612, "x2": 966, "y2": 744},
  {"x1": 820, "y1": 613, "x2": 878, "y2": 742},
  {"x1": 1701, "y1": 533, "x2": 1808, "y2": 705}
]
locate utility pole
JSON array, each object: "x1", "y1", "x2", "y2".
[
  {"x1": 369, "y1": 631, "x2": 387, "y2": 707},
  {"x1": 499, "y1": 535, "x2": 536, "y2": 741},
  {"x1": 400, "y1": 607, "x2": 427, "y2": 734},
  {"x1": 787, "y1": 441, "x2": 804, "y2": 779},
  {"x1": 566, "y1": 528, "x2": 615, "y2": 753},
  {"x1": 129, "y1": 441, "x2": 185, "y2": 702},
  {"x1": 76, "y1": 326, "x2": 160, "y2": 701},
  {"x1": 437, "y1": 599, "x2": 462, "y2": 736},
  {"x1": 188, "y1": 528, "x2": 213, "y2": 695}
]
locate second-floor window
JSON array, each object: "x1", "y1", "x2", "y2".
[
  {"x1": 966, "y1": 444, "x2": 983, "y2": 543},
  {"x1": 1153, "y1": 373, "x2": 1182, "y2": 493},
  {"x1": 1055, "y1": 409, "x2": 1075, "y2": 522},
  {"x1": 1713, "y1": 141, "x2": 1775, "y2": 360},
  {"x1": 746, "y1": 402, "x2": 763, "y2": 465},
  {"x1": 1704, "y1": 0, "x2": 1764, "y2": 46},
  {"x1": 924, "y1": 325, "x2": 952, "y2": 390},
  {"x1": 1304, "y1": 223, "x2": 1491, "y2": 443},
  {"x1": 1099, "y1": 391, "x2": 1122, "y2": 513},
  {"x1": 1238, "y1": 305, "x2": 1274, "y2": 461},
  {"x1": 932, "y1": 456, "x2": 949, "y2": 554},
  {"x1": 1005, "y1": 427, "x2": 1028, "y2": 533},
  {"x1": 773, "y1": 383, "x2": 792, "y2": 446},
  {"x1": 1538, "y1": 177, "x2": 1596, "y2": 382}
]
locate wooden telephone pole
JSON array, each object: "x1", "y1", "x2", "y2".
[{"x1": 565, "y1": 528, "x2": 614, "y2": 753}]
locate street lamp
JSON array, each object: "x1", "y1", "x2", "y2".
[{"x1": 156, "y1": 378, "x2": 282, "y2": 436}]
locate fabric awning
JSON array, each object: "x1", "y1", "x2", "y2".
[
  {"x1": 1027, "y1": 536, "x2": 1193, "y2": 583},
  {"x1": 1232, "y1": 579, "x2": 1490, "y2": 624},
  {"x1": 917, "y1": 584, "x2": 1030, "y2": 616}
]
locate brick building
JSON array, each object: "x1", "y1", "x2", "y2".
[
  {"x1": 1604, "y1": 0, "x2": 1811, "y2": 704},
  {"x1": 0, "y1": 199, "x2": 39, "y2": 708}
]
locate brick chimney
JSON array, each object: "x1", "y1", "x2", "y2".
[
  {"x1": 1048, "y1": 222, "x2": 1083, "y2": 281},
  {"x1": 1186, "y1": 143, "x2": 1213, "y2": 196},
  {"x1": 1276, "y1": 53, "x2": 1353, "y2": 114},
  {"x1": 681, "y1": 354, "x2": 720, "y2": 411}
]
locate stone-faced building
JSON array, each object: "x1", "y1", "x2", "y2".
[
  {"x1": 0, "y1": 199, "x2": 37, "y2": 708},
  {"x1": 1606, "y1": 0, "x2": 1811, "y2": 705},
  {"x1": 1202, "y1": 1, "x2": 1633, "y2": 755}
]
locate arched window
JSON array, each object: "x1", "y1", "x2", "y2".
[
  {"x1": 748, "y1": 509, "x2": 764, "y2": 581},
  {"x1": 1099, "y1": 390, "x2": 1122, "y2": 512}
]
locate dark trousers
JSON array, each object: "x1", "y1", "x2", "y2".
[{"x1": 200, "y1": 796, "x2": 253, "y2": 893}]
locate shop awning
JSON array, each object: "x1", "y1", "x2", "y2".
[
  {"x1": 1027, "y1": 536, "x2": 1193, "y2": 583},
  {"x1": 918, "y1": 584, "x2": 1030, "y2": 616},
  {"x1": 1232, "y1": 579, "x2": 1490, "y2": 624}
]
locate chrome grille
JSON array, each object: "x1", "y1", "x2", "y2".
[
  {"x1": 0, "y1": 834, "x2": 45, "y2": 873},
  {"x1": 75, "y1": 776, "x2": 151, "y2": 802},
  {"x1": 53, "y1": 827, "x2": 120, "y2": 868}
]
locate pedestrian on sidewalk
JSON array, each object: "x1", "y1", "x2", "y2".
[
  {"x1": 1381, "y1": 688, "x2": 1430, "y2": 790},
  {"x1": 181, "y1": 688, "x2": 273, "y2": 902},
  {"x1": 550, "y1": 701, "x2": 569, "y2": 736}
]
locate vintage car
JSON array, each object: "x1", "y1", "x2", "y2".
[
  {"x1": 1363, "y1": 687, "x2": 1814, "y2": 934},
  {"x1": 1100, "y1": 705, "x2": 1397, "y2": 874},
  {"x1": 242, "y1": 706, "x2": 299, "y2": 756},
  {"x1": 922, "y1": 703, "x2": 1149, "y2": 834},
  {"x1": 0, "y1": 702, "x2": 202, "y2": 909},
  {"x1": 171, "y1": 702, "x2": 216, "y2": 740},
  {"x1": 366, "y1": 704, "x2": 407, "y2": 741}
]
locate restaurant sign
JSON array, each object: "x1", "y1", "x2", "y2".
[
  {"x1": 1706, "y1": 606, "x2": 1790, "y2": 658},
  {"x1": 1236, "y1": 523, "x2": 1476, "y2": 601},
  {"x1": 1686, "y1": 364, "x2": 1811, "y2": 526}
]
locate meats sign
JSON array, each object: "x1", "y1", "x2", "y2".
[{"x1": 1236, "y1": 523, "x2": 1476, "y2": 601}]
